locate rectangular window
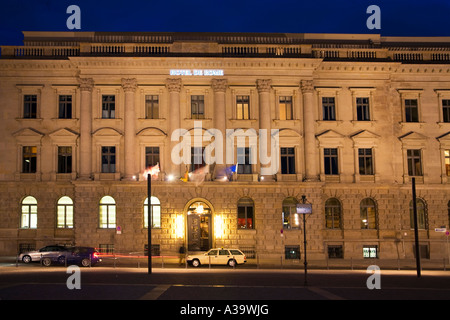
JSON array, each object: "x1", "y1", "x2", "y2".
[
  {"x1": 23, "y1": 95, "x2": 37, "y2": 119},
  {"x1": 322, "y1": 97, "x2": 336, "y2": 121},
  {"x1": 407, "y1": 149, "x2": 422, "y2": 176},
  {"x1": 443, "y1": 99, "x2": 450, "y2": 123},
  {"x1": 280, "y1": 147, "x2": 295, "y2": 174},
  {"x1": 324, "y1": 148, "x2": 339, "y2": 175},
  {"x1": 328, "y1": 245, "x2": 344, "y2": 259},
  {"x1": 358, "y1": 148, "x2": 374, "y2": 175},
  {"x1": 58, "y1": 95, "x2": 72, "y2": 119},
  {"x1": 190, "y1": 147, "x2": 205, "y2": 171},
  {"x1": 57, "y1": 146, "x2": 72, "y2": 173},
  {"x1": 145, "y1": 147, "x2": 160, "y2": 168},
  {"x1": 102, "y1": 95, "x2": 115, "y2": 119},
  {"x1": 404, "y1": 99, "x2": 419, "y2": 122},
  {"x1": 279, "y1": 96, "x2": 293, "y2": 120},
  {"x1": 356, "y1": 97, "x2": 370, "y2": 121},
  {"x1": 98, "y1": 244, "x2": 115, "y2": 254},
  {"x1": 236, "y1": 95, "x2": 250, "y2": 120},
  {"x1": 22, "y1": 146, "x2": 37, "y2": 173},
  {"x1": 191, "y1": 95, "x2": 205, "y2": 119},
  {"x1": 285, "y1": 246, "x2": 301, "y2": 260},
  {"x1": 145, "y1": 95, "x2": 159, "y2": 119},
  {"x1": 445, "y1": 150, "x2": 450, "y2": 176},
  {"x1": 363, "y1": 245, "x2": 378, "y2": 259},
  {"x1": 101, "y1": 146, "x2": 116, "y2": 173},
  {"x1": 237, "y1": 147, "x2": 252, "y2": 174},
  {"x1": 237, "y1": 204, "x2": 253, "y2": 229}
]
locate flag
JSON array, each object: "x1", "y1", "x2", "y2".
[
  {"x1": 143, "y1": 163, "x2": 160, "y2": 180},
  {"x1": 180, "y1": 167, "x2": 189, "y2": 182},
  {"x1": 190, "y1": 164, "x2": 210, "y2": 186},
  {"x1": 226, "y1": 163, "x2": 238, "y2": 181}
]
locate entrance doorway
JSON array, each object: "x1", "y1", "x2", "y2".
[{"x1": 186, "y1": 201, "x2": 212, "y2": 251}]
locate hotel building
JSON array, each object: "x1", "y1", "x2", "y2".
[{"x1": 0, "y1": 31, "x2": 450, "y2": 263}]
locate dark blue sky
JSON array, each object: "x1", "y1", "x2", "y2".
[{"x1": 0, "y1": 0, "x2": 449, "y2": 45}]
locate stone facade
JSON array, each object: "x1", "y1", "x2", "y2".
[{"x1": 0, "y1": 32, "x2": 449, "y2": 263}]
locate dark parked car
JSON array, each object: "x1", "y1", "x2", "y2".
[
  {"x1": 65, "y1": 247, "x2": 102, "y2": 267},
  {"x1": 37, "y1": 246, "x2": 101, "y2": 267}
]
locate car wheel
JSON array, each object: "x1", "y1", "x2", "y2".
[
  {"x1": 41, "y1": 257, "x2": 52, "y2": 267},
  {"x1": 81, "y1": 258, "x2": 91, "y2": 267},
  {"x1": 192, "y1": 259, "x2": 201, "y2": 267},
  {"x1": 228, "y1": 259, "x2": 236, "y2": 267},
  {"x1": 22, "y1": 255, "x2": 32, "y2": 264}
]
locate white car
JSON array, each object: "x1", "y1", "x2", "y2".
[{"x1": 187, "y1": 248, "x2": 246, "y2": 267}]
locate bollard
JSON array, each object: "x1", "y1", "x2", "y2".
[
  {"x1": 161, "y1": 256, "x2": 164, "y2": 269},
  {"x1": 209, "y1": 255, "x2": 211, "y2": 269}
]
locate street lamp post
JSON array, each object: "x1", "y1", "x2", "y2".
[
  {"x1": 145, "y1": 163, "x2": 160, "y2": 275},
  {"x1": 297, "y1": 195, "x2": 312, "y2": 287},
  {"x1": 147, "y1": 173, "x2": 152, "y2": 274}
]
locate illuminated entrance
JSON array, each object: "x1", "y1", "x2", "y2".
[{"x1": 186, "y1": 200, "x2": 212, "y2": 251}]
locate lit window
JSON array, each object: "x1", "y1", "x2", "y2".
[
  {"x1": 144, "y1": 196, "x2": 161, "y2": 229},
  {"x1": 99, "y1": 196, "x2": 116, "y2": 229},
  {"x1": 282, "y1": 197, "x2": 300, "y2": 230},
  {"x1": 236, "y1": 95, "x2": 250, "y2": 120},
  {"x1": 237, "y1": 197, "x2": 254, "y2": 229},
  {"x1": 279, "y1": 96, "x2": 293, "y2": 120},
  {"x1": 325, "y1": 198, "x2": 341, "y2": 229},
  {"x1": 360, "y1": 198, "x2": 377, "y2": 229},
  {"x1": 57, "y1": 196, "x2": 73, "y2": 229},
  {"x1": 363, "y1": 245, "x2": 378, "y2": 259},
  {"x1": 21, "y1": 196, "x2": 37, "y2": 229}
]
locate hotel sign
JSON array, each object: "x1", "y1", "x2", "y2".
[{"x1": 170, "y1": 69, "x2": 224, "y2": 76}]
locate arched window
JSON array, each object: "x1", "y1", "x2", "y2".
[
  {"x1": 282, "y1": 197, "x2": 300, "y2": 230},
  {"x1": 21, "y1": 196, "x2": 37, "y2": 229},
  {"x1": 57, "y1": 196, "x2": 73, "y2": 229},
  {"x1": 360, "y1": 198, "x2": 377, "y2": 229},
  {"x1": 144, "y1": 196, "x2": 161, "y2": 228},
  {"x1": 409, "y1": 198, "x2": 427, "y2": 230},
  {"x1": 237, "y1": 197, "x2": 254, "y2": 229},
  {"x1": 325, "y1": 198, "x2": 341, "y2": 229},
  {"x1": 99, "y1": 196, "x2": 116, "y2": 229}
]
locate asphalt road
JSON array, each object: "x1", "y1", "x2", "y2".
[{"x1": 1, "y1": 265, "x2": 450, "y2": 302}]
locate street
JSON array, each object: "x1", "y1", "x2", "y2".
[{"x1": 1, "y1": 265, "x2": 450, "y2": 302}]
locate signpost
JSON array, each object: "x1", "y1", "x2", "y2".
[{"x1": 297, "y1": 197, "x2": 312, "y2": 286}]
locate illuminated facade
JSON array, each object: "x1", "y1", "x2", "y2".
[{"x1": 1, "y1": 31, "x2": 450, "y2": 264}]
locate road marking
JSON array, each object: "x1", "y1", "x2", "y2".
[
  {"x1": 307, "y1": 287, "x2": 346, "y2": 300},
  {"x1": 139, "y1": 284, "x2": 171, "y2": 300}
]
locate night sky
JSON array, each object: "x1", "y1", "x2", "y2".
[{"x1": 0, "y1": 0, "x2": 449, "y2": 45}]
